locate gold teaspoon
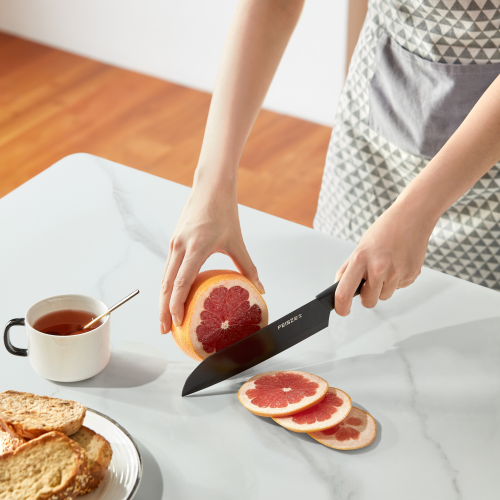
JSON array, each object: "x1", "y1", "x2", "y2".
[{"x1": 81, "y1": 289, "x2": 140, "y2": 331}]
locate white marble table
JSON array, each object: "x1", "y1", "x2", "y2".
[{"x1": 1, "y1": 154, "x2": 499, "y2": 500}]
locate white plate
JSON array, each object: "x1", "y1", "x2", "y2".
[{"x1": 82, "y1": 408, "x2": 142, "y2": 500}]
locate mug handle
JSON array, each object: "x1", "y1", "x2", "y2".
[{"x1": 4, "y1": 318, "x2": 28, "y2": 357}]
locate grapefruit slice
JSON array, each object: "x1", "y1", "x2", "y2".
[
  {"x1": 238, "y1": 371, "x2": 328, "y2": 417},
  {"x1": 272, "y1": 387, "x2": 352, "y2": 433},
  {"x1": 308, "y1": 407, "x2": 377, "y2": 450},
  {"x1": 171, "y1": 270, "x2": 268, "y2": 361}
]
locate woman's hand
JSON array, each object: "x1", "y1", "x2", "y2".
[
  {"x1": 159, "y1": 181, "x2": 265, "y2": 334},
  {"x1": 334, "y1": 201, "x2": 434, "y2": 316}
]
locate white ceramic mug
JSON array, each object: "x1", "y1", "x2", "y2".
[{"x1": 3, "y1": 294, "x2": 110, "y2": 382}]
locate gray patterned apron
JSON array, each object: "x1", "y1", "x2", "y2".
[{"x1": 314, "y1": 0, "x2": 500, "y2": 290}]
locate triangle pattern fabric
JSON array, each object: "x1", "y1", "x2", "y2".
[{"x1": 314, "y1": 0, "x2": 500, "y2": 290}]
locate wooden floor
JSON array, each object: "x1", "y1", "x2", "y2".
[{"x1": 0, "y1": 33, "x2": 332, "y2": 227}]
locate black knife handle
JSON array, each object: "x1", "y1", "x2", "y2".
[{"x1": 316, "y1": 279, "x2": 366, "y2": 311}]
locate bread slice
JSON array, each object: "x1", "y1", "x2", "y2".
[
  {"x1": 0, "y1": 431, "x2": 89, "y2": 500},
  {"x1": 0, "y1": 430, "x2": 26, "y2": 455},
  {"x1": 0, "y1": 391, "x2": 86, "y2": 439},
  {"x1": 69, "y1": 426, "x2": 112, "y2": 494}
]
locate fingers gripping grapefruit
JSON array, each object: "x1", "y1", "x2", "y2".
[
  {"x1": 272, "y1": 387, "x2": 352, "y2": 433},
  {"x1": 308, "y1": 407, "x2": 377, "y2": 450},
  {"x1": 238, "y1": 371, "x2": 328, "y2": 417},
  {"x1": 171, "y1": 270, "x2": 268, "y2": 361}
]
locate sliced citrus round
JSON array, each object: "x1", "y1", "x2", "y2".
[
  {"x1": 238, "y1": 371, "x2": 328, "y2": 417},
  {"x1": 171, "y1": 270, "x2": 268, "y2": 361},
  {"x1": 308, "y1": 407, "x2": 377, "y2": 450},
  {"x1": 272, "y1": 387, "x2": 352, "y2": 433}
]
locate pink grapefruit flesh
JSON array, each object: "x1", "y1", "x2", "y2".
[
  {"x1": 308, "y1": 407, "x2": 377, "y2": 450},
  {"x1": 196, "y1": 285, "x2": 265, "y2": 354},
  {"x1": 272, "y1": 387, "x2": 352, "y2": 433},
  {"x1": 171, "y1": 270, "x2": 268, "y2": 361},
  {"x1": 238, "y1": 371, "x2": 329, "y2": 417}
]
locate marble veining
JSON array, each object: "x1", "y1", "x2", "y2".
[
  {"x1": 399, "y1": 350, "x2": 462, "y2": 500},
  {"x1": 99, "y1": 158, "x2": 169, "y2": 261},
  {"x1": 96, "y1": 245, "x2": 133, "y2": 304},
  {"x1": 0, "y1": 154, "x2": 499, "y2": 500}
]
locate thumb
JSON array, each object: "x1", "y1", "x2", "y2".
[{"x1": 228, "y1": 240, "x2": 265, "y2": 294}]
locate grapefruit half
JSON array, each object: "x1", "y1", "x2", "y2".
[
  {"x1": 308, "y1": 407, "x2": 377, "y2": 450},
  {"x1": 272, "y1": 387, "x2": 352, "y2": 433},
  {"x1": 238, "y1": 371, "x2": 328, "y2": 417},
  {"x1": 171, "y1": 270, "x2": 268, "y2": 361}
]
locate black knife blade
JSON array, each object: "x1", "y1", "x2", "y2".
[{"x1": 182, "y1": 279, "x2": 364, "y2": 396}]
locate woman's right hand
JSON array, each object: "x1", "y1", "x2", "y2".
[{"x1": 159, "y1": 181, "x2": 265, "y2": 334}]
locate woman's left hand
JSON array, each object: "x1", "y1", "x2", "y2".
[{"x1": 334, "y1": 201, "x2": 434, "y2": 316}]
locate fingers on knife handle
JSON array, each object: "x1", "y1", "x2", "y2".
[
  {"x1": 354, "y1": 278, "x2": 366, "y2": 297},
  {"x1": 316, "y1": 279, "x2": 366, "y2": 311}
]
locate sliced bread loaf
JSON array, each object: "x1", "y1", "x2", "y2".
[
  {"x1": 69, "y1": 426, "x2": 113, "y2": 494},
  {"x1": 0, "y1": 431, "x2": 89, "y2": 500},
  {"x1": 0, "y1": 391, "x2": 86, "y2": 439},
  {"x1": 0, "y1": 430, "x2": 26, "y2": 455}
]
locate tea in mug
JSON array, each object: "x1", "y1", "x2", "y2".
[{"x1": 33, "y1": 309, "x2": 102, "y2": 336}]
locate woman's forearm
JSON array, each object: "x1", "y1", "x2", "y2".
[
  {"x1": 395, "y1": 74, "x2": 500, "y2": 228},
  {"x1": 195, "y1": 0, "x2": 305, "y2": 191}
]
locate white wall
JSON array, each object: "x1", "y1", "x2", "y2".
[{"x1": 0, "y1": 0, "x2": 347, "y2": 126}]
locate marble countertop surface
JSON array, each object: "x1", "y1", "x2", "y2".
[{"x1": 1, "y1": 154, "x2": 499, "y2": 500}]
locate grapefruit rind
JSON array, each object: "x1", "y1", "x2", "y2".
[
  {"x1": 272, "y1": 387, "x2": 352, "y2": 433},
  {"x1": 308, "y1": 407, "x2": 377, "y2": 450},
  {"x1": 238, "y1": 371, "x2": 329, "y2": 417},
  {"x1": 171, "y1": 270, "x2": 268, "y2": 361}
]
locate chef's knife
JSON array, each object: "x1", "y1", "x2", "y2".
[{"x1": 182, "y1": 279, "x2": 365, "y2": 396}]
